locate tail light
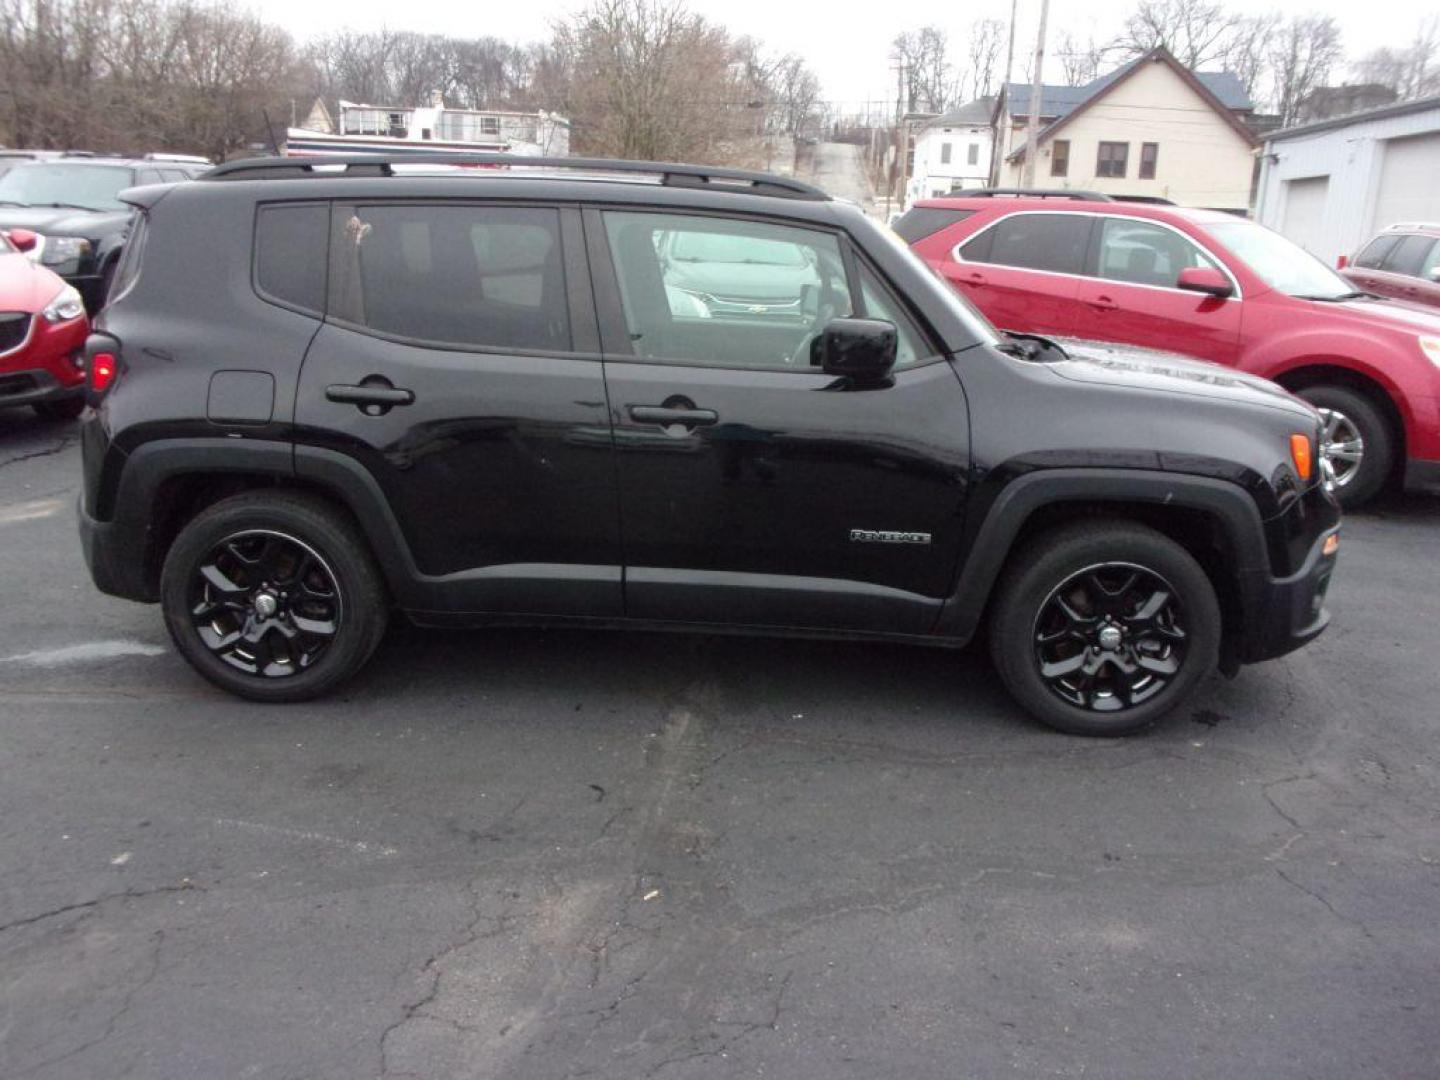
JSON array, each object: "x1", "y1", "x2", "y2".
[
  {"x1": 84, "y1": 332, "x2": 121, "y2": 405},
  {"x1": 1336, "y1": 254, "x2": 1349, "y2": 269}
]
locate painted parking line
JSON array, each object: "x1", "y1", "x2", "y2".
[
  {"x1": 0, "y1": 640, "x2": 169, "y2": 666},
  {"x1": 0, "y1": 497, "x2": 65, "y2": 525}
]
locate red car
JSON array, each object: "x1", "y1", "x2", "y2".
[
  {"x1": 0, "y1": 227, "x2": 90, "y2": 420},
  {"x1": 1341, "y1": 223, "x2": 1440, "y2": 310},
  {"x1": 897, "y1": 193, "x2": 1440, "y2": 508}
]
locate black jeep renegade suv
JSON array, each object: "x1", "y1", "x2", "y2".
[{"x1": 76, "y1": 154, "x2": 1340, "y2": 735}]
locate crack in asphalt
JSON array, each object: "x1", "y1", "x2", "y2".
[
  {"x1": 0, "y1": 881, "x2": 200, "y2": 937},
  {"x1": 641, "y1": 969, "x2": 793, "y2": 1078},
  {"x1": 1274, "y1": 867, "x2": 1377, "y2": 943},
  {"x1": 0, "y1": 435, "x2": 77, "y2": 472}
]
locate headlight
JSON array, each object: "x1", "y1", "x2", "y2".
[
  {"x1": 1420, "y1": 335, "x2": 1440, "y2": 368},
  {"x1": 41, "y1": 284, "x2": 85, "y2": 323},
  {"x1": 38, "y1": 235, "x2": 91, "y2": 267}
]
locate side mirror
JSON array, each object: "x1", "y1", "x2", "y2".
[
  {"x1": 1428, "y1": 267, "x2": 1440, "y2": 283},
  {"x1": 1176, "y1": 266, "x2": 1233, "y2": 299},
  {"x1": 814, "y1": 318, "x2": 897, "y2": 383},
  {"x1": 5, "y1": 228, "x2": 38, "y2": 253}
]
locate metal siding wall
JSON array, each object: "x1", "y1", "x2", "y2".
[{"x1": 1258, "y1": 106, "x2": 1440, "y2": 266}]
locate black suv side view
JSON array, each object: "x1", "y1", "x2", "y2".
[{"x1": 77, "y1": 154, "x2": 1340, "y2": 735}]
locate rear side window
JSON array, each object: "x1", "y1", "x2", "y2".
[
  {"x1": 1353, "y1": 234, "x2": 1400, "y2": 269},
  {"x1": 1381, "y1": 234, "x2": 1435, "y2": 278},
  {"x1": 960, "y1": 213, "x2": 1091, "y2": 275},
  {"x1": 255, "y1": 203, "x2": 329, "y2": 316},
  {"x1": 333, "y1": 204, "x2": 569, "y2": 352},
  {"x1": 891, "y1": 207, "x2": 975, "y2": 244}
]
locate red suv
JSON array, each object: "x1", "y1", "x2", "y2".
[
  {"x1": 1341, "y1": 223, "x2": 1440, "y2": 310},
  {"x1": 0, "y1": 227, "x2": 90, "y2": 420},
  {"x1": 896, "y1": 193, "x2": 1440, "y2": 508}
]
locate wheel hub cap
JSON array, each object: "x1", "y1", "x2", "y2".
[
  {"x1": 253, "y1": 591, "x2": 279, "y2": 618},
  {"x1": 1317, "y1": 407, "x2": 1364, "y2": 490},
  {"x1": 1097, "y1": 624, "x2": 1123, "y2": 651}
]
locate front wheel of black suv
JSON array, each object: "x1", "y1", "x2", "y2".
[
  {"x1": 160, "y1": 492, "x2": 388, "y2": 702},
  {"x1": 989, "y1": 521, "x2": 1221, "y2": 736}
]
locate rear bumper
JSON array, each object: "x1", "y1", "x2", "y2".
[
  {"x1": 1238, "y1": 525, "x2": 1339, "y2": 664},
  {"x1": 1404, "y1": 458, "x2": 1440, "y2": 495},
  {"x1": 78, "y1": 492, "x2": 156, "y2": 602}
]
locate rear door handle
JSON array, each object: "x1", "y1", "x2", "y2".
[
  {"x1": 629, "y1": 405, "x2": 719, "y2": 427},
  {"x1": 1086, "y1": 295, "x2": 1118, "y2": 311},
  {"x1": 958, "y1": 271, "x2": 987, "y2": 287},
  {"x1": 325, "y1": 379, "x2": 414, "y2": 416}
]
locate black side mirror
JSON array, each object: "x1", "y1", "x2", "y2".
[{"x1": 814, "y1": 318, "x2": 897, "y2": 383}]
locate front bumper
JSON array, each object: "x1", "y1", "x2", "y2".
[
  {"x1": 1239, "y1": 524, "x2": 1340, "y2": 664},
  {"x1": 0, "y1": 367, "x2": 83, "y2": 408}
]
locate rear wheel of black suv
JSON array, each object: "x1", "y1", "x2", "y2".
[
  {"x1": 160, "y1": 492, "x2": 388, "y2": 702},
  {"x1": 989, "y1": 521, "x2": 1220, "y2": 736}
]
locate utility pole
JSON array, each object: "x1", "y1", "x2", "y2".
[
  {"x1": 993, "y1": 0, "x2": 1019, "y2": 186},
  {"x1": 1021, "y1": 0, "x2": 1050, "y2": 188},
  {"x1": 886, "y1": 55, "x2": 904, "y2": 220}
]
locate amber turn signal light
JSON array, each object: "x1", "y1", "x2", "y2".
[
  {"x1": 1290, "y1": 433, "x2": 1313, "y2": 481},
  {"x1": 1323, "y1": 533, "x2": 1339, "y2": 557}
]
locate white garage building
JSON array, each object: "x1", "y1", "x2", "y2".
[{"x1": 1256, "y1": 95, "x2": 1440, "y2": 267}]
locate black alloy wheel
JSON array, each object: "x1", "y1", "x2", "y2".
[
  {"x1": 989, "y1": 521, "x2": 1220, "y2": 736},
  {"x1": 161, "y1": 491, "x2": 388, "y2": 702},
  {"x1": 1033, "y1": 562, "x2": 1186, "y2": 712},
  {"x1": 189, "y1": 530, "x2": 342, "y2": 678}
]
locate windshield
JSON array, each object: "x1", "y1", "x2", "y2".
[
  {"x1": 1208, "y1": 219, "x2": 1354, "y2": 299},
  {"x1": 0, "y1": 164, "x2": 134, "y2": 211},
  {"x1": 669, "y1": 232, "x2": 807, "y2": 266}
]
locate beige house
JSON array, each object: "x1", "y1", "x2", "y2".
[{"x1": 994, "y1": 48, "x2": 1260, "y2": 211}]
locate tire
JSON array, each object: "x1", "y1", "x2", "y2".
[
  {"x1": 32, "y1": 396, "x2": 85, "y2": 421},
  {"x1": 160, "y1": 491, "x2": 388, "y2": 702},
  {"x1": 988, "y1": 521, "x2": 1221, "y2": 737},
  {"x1": 1295, "y1": 385, "x2": 1394, "y2": 510}
]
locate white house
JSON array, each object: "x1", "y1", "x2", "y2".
[
  {"x1": 286, "y1": 94, "x2": 570, "y2": 159},
  {"x1": 906, "y1": 98, "x2": 995, "y2": 206},
  {"x1": 1255, "y1": 95, "x2": 1440, "y2": 266},
  {"x1": 993, "y1": 47, "x2": 1259, "y2": 211}
]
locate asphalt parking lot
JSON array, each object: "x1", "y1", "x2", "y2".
[{"x1": 1, "y1": 410, "x2": 1438, "y2": 1080}]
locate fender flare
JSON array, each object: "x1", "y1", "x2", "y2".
[{"x1": 936, "y1": 468, "x2": 1272, "y2": 641}]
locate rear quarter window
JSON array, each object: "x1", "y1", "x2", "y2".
[
  {"x1": 892, "y1": 207, "x2": 975, "y2": 244},
  {"x1": 108, "y1": 212, "x2": 149, "y2": 304},
  {"x1": 254, "y1": 203, "x2": 329, "y2": 316}
]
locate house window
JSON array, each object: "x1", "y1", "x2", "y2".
[
  {"x1": 1140, "y1": 142, "x2": 1158, "y2": 180},
  {"x1": 1051, "y1": 140, "x2": 1069, "y2": 178},
  {"x1": 438, "y1": 113, "x2": 503, "y2": 142},
  {"x1": 1097, "y1": 141, "x2": 1128, "y2": 178},
  {"x1": 940, "y1": 142, "x2": 952, "y2": 165},
  {"x1": 967, "y1": 143, "x2": 979, "y2": 166}
]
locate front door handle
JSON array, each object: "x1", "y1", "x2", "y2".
[
  {"x1": 1086, "y1": 295, "x2": 1118, "y2": 311},
  {"x1": 326, "y1": 378, "x2": 414, "y2": 416},
  {"x1": 629, "y1": 405, "x2": 719, "y2": 427},
  {"x1": 958, "y1": 271, "x2": 987, "y2": 288}
]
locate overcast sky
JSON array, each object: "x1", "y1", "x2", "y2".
[{"x1": 251, "y1": 0, "x2": 1437, "y2": 110}]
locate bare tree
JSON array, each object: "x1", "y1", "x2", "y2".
[
  {"x1": 892, "y1": 26, "x2": 951, "y2": 113},
  {"x1": 961, "y1": 18, "x2": 1005, "y2": 100},
  {"x1": 1218, "y1": 12, "x2": 1280, "y2": 105},
  {"x1": 1352, "y1": 16, "x2": 1440, "y2": 99},
  {"x1": 1055, "y1": 30, "x2": 1108, "y2": 86},
  {"x1": 1115, "y1": 0, "x2": 1239, "y2": 68},
  {"x1": 1270, "y1": 15, "x2": 1342, "y2": 126}
]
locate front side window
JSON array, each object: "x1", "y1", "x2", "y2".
[
  {"x1": 1051, "y1": 140, "x2": 1069, "y2": 178},
  {"x1": 1097, "y1": 142, "x2": 1128, "y2": 178},
  {"x1": 960, "y1": 213, "x2": 1091, "y2": 276},
  {"x1": 1353, "y1": 234, "x2": 1401, "y2": 269},
  {"x1": 332, "y1": 204, "x2": 569, "y2": 351},
  {"x1": 1382, "y1": 234, "x2": 1436, "y2": 278},
  {"x1": 1096, "y1": 218, "x2": 1222, "y2": 288},
  {"x1": 1139, "y1": 143, "x2": 1159, "y2": 180}
]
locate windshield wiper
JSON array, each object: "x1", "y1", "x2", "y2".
[
  {"x1": 1294, "y1": 290, "x2": 1369, "y2": 302},
  {"x1": 998, "y1": 330, "x2": 1069, "y2": 363},
  {"x1": 0, "y1": 199, "x2": 30, "y2": 207},
  {"x1": 33, "y1": 201, "x2": 106, "y2": 212}
]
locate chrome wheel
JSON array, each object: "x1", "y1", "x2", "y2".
[
  {"x1": 1033, "y1": 562, "x2": 1187, "y2": 713},
  {"x1": 1317, "y1": 407, "x2": 1364, "y2": 490},
  {"x1": 187, "y1": 530, "x2": 342, "y2": 678}
]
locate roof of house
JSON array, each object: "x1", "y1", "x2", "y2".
[
  {"x1": 1264, "y1": 92, "x2": 1440, "y2": 143},
  {"x1": 926, "y1": 97, "x2": 996, "y2": 128},
  {"x1": 1003, "y1": 47, "x2": 1259, "y2": 162}
]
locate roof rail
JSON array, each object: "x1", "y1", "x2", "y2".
[
  {"x1": 203, "y1": 153, "x2": 830, "y2": 200},
  {"x1": 1109, "y1": 194, "x2": 1176, "y2": 205},
  {"x1": 966, "y1": 188, "x2": 1114, "y2": 202}
]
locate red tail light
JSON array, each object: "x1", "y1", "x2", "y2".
[
  {"x1": 90, "y1": 352, "x2": 116, "y2": 393},
  {"x1": 1336, "y1": 254, "x2": 1349, "y2": 269}
]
